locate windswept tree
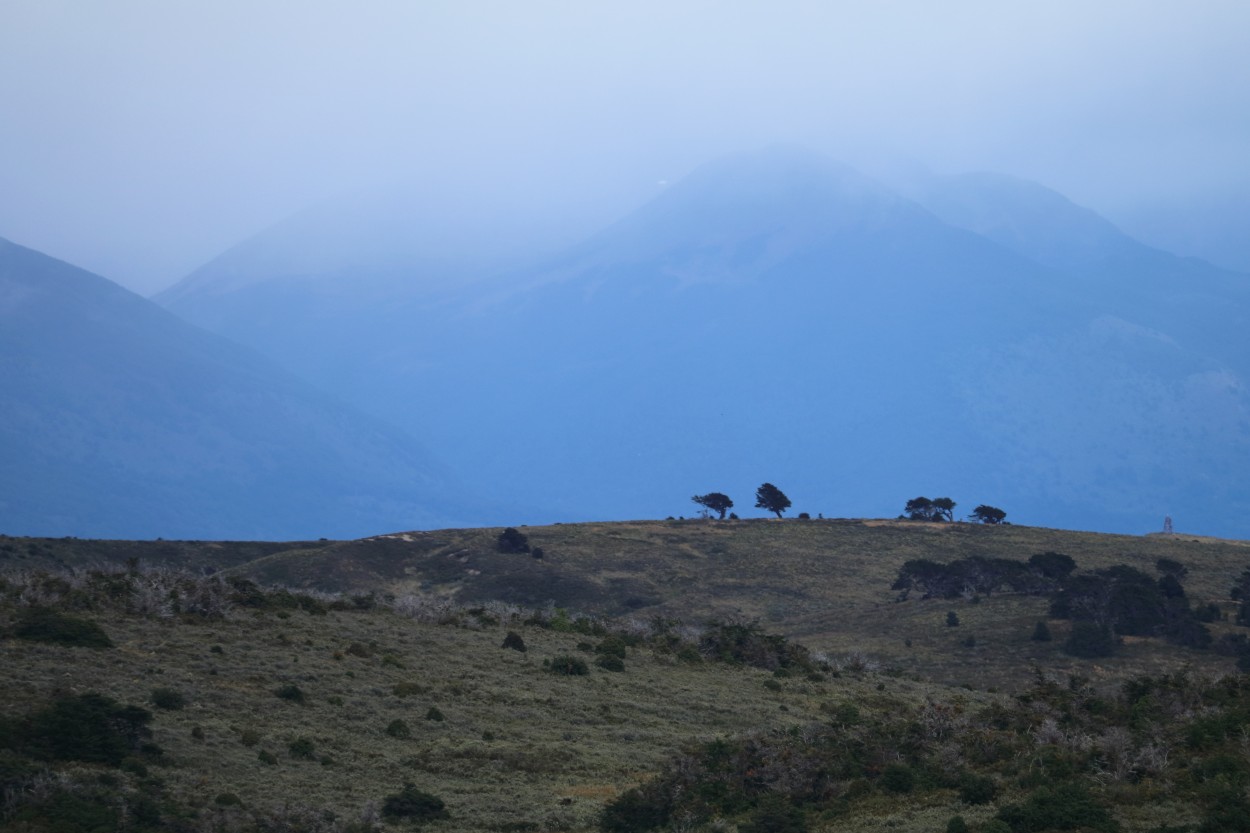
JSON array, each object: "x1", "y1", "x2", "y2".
[
  {"x1": 692, "y1": 492, "x2": 734, "y2": 520},
  {"x1": 970, "y1": 505, "x2": 1007, "y2": 524},
  {"x1": 904, "y1": 496, "x2": 956, "y2": 522},
  {"x1": 754, "y1": 483, "x2": 791, "y2": 519}
]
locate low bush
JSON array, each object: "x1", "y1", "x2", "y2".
[
  {"x1": 595, "y1": 655, "x2": 625, "y2": 672},
  {"x1": 274, "y1": 684, "x2": 306, "y2": 704},
  {"x1": 386, "y1": 719, "x2": 412, "y2": 739},
  {"x1": 12, "y1": 607, "x2": 113, "y2": 649},
  {"x1": 547, "y1": 656, "x2": 589, "y2": 676},
  {"x1": 381, "y1": 782, "x2": 449, "y2": 823},
  {"x1": 502, "y1": 631, "x2": 527, "y2": 652},
  {"x1": 288, "y1": 738, "x2": 315, "y2": 759},
  {"x1": 150, "y1": 687, "x2": 186, "y2": 710},
  {"x1": 426, "y1": 707, "x2": 445, "y2": 722}
]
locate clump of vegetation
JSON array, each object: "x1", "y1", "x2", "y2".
[
  {"x1": 287, "y1": 737, "x2": 315, "y2": 759},
  {"x1": 381, "y1": 782, "x2": 449, "y2": 824},
  {"x1": 425, "y1": 706, "x2": 445, "y2": 722},
  {"x1": 386, "y1": 719, "x2": 412, "y2": 739},
  {"x1": 496, "y1": 527, "x2": 531, "y2": 554},
  {"x1": 501, "y1": 630, "x2": 527, "y2": 652},
  {"x1": 595, "y1": 654, "x2": 625, "y2": 672},
  {"x1": 393, "y1": 681, "x2": 429, "y2": 697},
  {"x1": 546, "y1": 655, "x2": 589, "y2": 676},
  {"x1": 11, "y1": 607, "x2": 113, "y2": 648},
  {"x1": 150, "y1": 687, "x2": 186, "y2": 710},
  {"x1": 274, "y1": 684, "x2": 306, "y2": 703}
]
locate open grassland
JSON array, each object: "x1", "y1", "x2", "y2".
[
  {"x1": 0, "y1": 588, "x2": 996, "y2": 832},
  {"x1": 6, "y1": 519, "x2": 1249, "y2": 691}
]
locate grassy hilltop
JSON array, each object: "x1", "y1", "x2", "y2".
[{"x1": 4, "y1": 519, "x2": 1250, "y2": 832}]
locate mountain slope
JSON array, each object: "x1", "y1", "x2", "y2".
[
  {"x1": 0, "y1": 236, "x2": 478, "y2": 539},
  {"x1": 158, "y1": 147, "x2": 1250, "y2": 537}
]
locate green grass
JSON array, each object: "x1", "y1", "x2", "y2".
[{"x1": 5, "y1": 514, "x2": 1250, "y2": 831}]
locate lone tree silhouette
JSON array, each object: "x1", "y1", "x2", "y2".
[
  {"x1": 970, "y1": 505, "x2": 1007, "y2": 524},
  {"x1": 692, "y1": 492, "x2": 734, "y2": 520},
  {"x1": 754, "y1": 483, "x2": 791, "y2": 519}
]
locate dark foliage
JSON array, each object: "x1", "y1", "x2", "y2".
[
  {"x1": 698, "y1": 622, "x2": 815, "y2": 673},
  {"x1": 546, "y1": 655, "x2": 590, "y2": 676},
  {"x1": 946, "y1": 611, "x2": 960, "y2": 627},
  {"x1": 274, "y1": 684, "x2": 306, "y2": 704},
  {"x1": 502, "y1": 630, "x2": 527, "y2": 652},
  {"x1": 1063, "y1": 621, "x2": 1118, "y2": 658},
  {"x1": 496, "y1": 527, "x2": 531, "y2": 554},
  {"x1": 150, "y1": 688, "x2": 186, "y2": 710},
  {"x1": 16, "y1": 693, "x2": 152, "y2": 765},
  {"x1": 754, "y1": 483, "x2": 791, "y2": 519},
  {"x1": 1028, "y1": 551, "x2": 1077, "y2": 581},
  {"x1": 381, "y1": 782, "x2": 449, "y2": 823},
  {"x1": 11, "y1": 607, "x2": 113, "y2": 648},
  {"x1": 996, "y1": 783, "x2": 1119, "y2": 832},
  {"x1": 692, "y1": 492, "x2": 734, "y2": 520},
  {"x1": 600, "y1": 785, "x2": 671, "y2": 833},
  {"x1": 386, "y1": 719, "x2": 412, "y2": 739},
  {"x1": 970, "y1": 505, "x2": 1007, "y2": 524},
  {"x1": 740, "y1": 794, "x2": 807, "y2": 833},
  {"x1": 1031, "y1": 621, "x2": 1052, "y2": 642},
  {"x1": 903, "y1": 496, "x2": 955, "y2": 522}
]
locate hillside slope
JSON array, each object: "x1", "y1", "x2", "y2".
[
  {"x1": 0, "y1": 236, "x2": 478, "y2": 539},
  {"x1": 8, "y1": 518, "x2": 1248, "y2": 691},
  {"x1": 159, "y1": 147, "x2": 1250, "y2": 537}
]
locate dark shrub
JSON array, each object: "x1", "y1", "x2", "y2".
[
  {"x1": 26, "y1": 693, "x2": 152, "y2": 765},
  {"x1": 12, "y1": 607, "x2": 113, "y2": 649},
  {"x1": 215, "y1": 793, "x2": 242, "y2": 806},
  {"x1": 596, "y1": 636, "x2": 628, "y2": 659},
  {"x1": 959, "y1": 773, "x2": 997, "y2": 804},
  {"x1": 741, "y1": 793, "x2": 807, "y2": 833},
  {"x1": 426, "y1": 707, "x2": 445, "y2": 722},
  {"x1": 381, "y1": 782, "x2": 449, "y2": 823},
  {"x1": 996, "y1": 783, "x2": 1118, "y2": 832},
  {"x1": 258, "y1": 749, "x2": 277, "y2": 765},
  {"x1": 150, "y1": 688, "x2": 186, "y2": 710},
  {"x1": 386, "y1": 719, "x2": 411, "y2": 739},
  {"x1": 596, "y1": 655, "x2": 625, "y2": 672},
  {"x1": 1031, "y1": 621, "x2": 1052, "y2": 642},
  {"x1": 547, "y1": 656, "x2": 589, "y2": 676},
  {"x1": 496, "y1": 527, "x2": 531, "y2": 554},
  {"x1": 600, "y1": 786, "x2": 671, "y2": 833},
  {"x1": 274, "y1": 684, "x2": 306, "y2": 704},
  {"x1": 393, "y1": 681, "x2": 429, "y2": 698},
  {"x1": 881, "y1": 763, "x2": 914, "y2": 793},
  {"x1": 502, "y1": 631, "x2": 527, "y2": 652},
  {"x1": 947, "y1": 818, "x2": 969, "y2": 833},
  {"x1": 345, "y1": 642, "x2": 373, "y2": 658},
  {"x1": 1029, "y1": 552, "x2": 1077, "y2": 581},
  {"x1": 531, "y1": 547, "x2": 544, "y2": 560},
  {"x1": 946, "y1": 611, "x2": 960, "y2": 627},
  {"x1": 1063, "y1": 622, "x2": 1117, "y2": 658},
  {"x1": 288, "y1": 737, "x2": 315, "y2": 759}
]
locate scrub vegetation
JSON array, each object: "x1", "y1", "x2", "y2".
[{"x1": 3, "y1": 519, "x2": 1250, "y2": 831}]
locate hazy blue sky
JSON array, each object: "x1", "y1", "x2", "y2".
[{"x1": 2, "y1": 0, "x2": 1248, "y2": 295}]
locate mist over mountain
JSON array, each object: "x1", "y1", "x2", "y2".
[
  {"x1": 159, "y1": 146, "x2": 1250, "y2": 538},
  {"x1": 0, "y1": 236, "x2": 482, "y2": 539}
]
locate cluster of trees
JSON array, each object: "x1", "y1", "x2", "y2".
[
  {"x1": 893, "y1": 553, "x2": 1212, "y2": 657},
  {"x1": 689, "y1": 489, "x2": 1006, "y2": 524},
  {"x1": 691, "y1": 483, "x2": 792, "y2": 520},
  {"x1": 903, "y1": 497, "x2": 1006, "y2": 524}
]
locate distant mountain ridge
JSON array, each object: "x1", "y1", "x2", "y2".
[
  {"x1": 0, "y1": 236, "x2": 482, "y2": 539},
  {"x1": 150, "y1": 147, "x2": 1250, "y2": 537}
]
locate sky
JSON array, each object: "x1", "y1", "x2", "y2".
[{"x1": 2, "y1": 0, "x2": 1249, "y2": 296}]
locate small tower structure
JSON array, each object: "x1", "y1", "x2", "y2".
[{"x1": 1163, "y1": 515, "x2": 1174, "y2": 534}]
